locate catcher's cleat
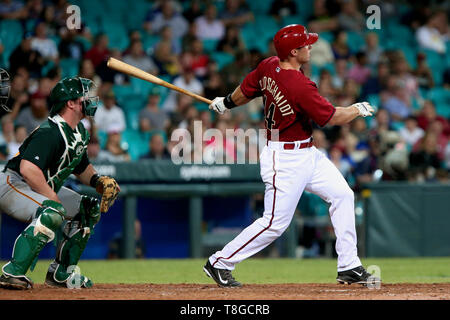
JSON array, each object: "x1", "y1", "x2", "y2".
[
  {"x1": 203, "y1": 260, "x2": 242, "y2": 288},
  {"x1": 336, "y1": 265, "x2": 381, "y2": 286},
  {"x1": 0, "y1": 273, "x2": 33, "y2": 290},
  {"x1": 45, "y1": 270, "x2": 93, "y2": 289}
]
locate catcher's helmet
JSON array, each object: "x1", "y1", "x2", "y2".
[
  {"x1": 0, "y1": 68, "x2": 11, "y2": 112},
  {"x1": 49, "y1": 77, "x2": 99, "y2": 117},
  {"x1": 273, "y1": 24, "x2": 318, "y2": 60}
]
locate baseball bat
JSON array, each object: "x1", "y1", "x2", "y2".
[{"x1": 106, "y1": 57, "x2": 213, "y2": 105}]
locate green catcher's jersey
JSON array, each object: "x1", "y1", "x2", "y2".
[{"x1": 6, "y1": 115, "x2": 91, "y2": 193}]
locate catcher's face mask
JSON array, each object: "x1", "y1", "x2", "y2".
[
  {"x1": 79, "y1": 77, "x2": 99, "y2": 117},
  {"x1": 0, "y1": 69, "x2": 11, "y2": 112}
]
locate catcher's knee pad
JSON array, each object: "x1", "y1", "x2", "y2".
[{"x1": 35, "y1": 200, "x2": 66, "y2": 242}]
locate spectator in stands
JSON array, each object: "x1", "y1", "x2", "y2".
[
  {"x1": 336, "y1": 79, "x2": 358, "y2": 106},
  {"x1": 347, "y1": 51, "x2": 371, "y2": 85},
  {"x1": 0, "y1": 0, "x2": 27, "y2": 19},
  {"x1": 153, "y1": 39, "x2": 181, "y2": 76},
  {"x1": 195, "y1": 4, "x2": 225, "y2": 41},
  {"x1": 416, "y1": 100, "x2": 450, "y2": 134},
  {"x1": 204, "y1": 71, "x2": 227, "y2": 100},
  {"x1": 221, "y1": 50, "x2": 250, "y2": 93},
  {"x1": 216, "y1": 25, "x2": 246, "y2": 56},
  {"x1": 181, "y1": 22, "x2": 198, "y2": 52},
  {"x1": 409, "y1": 132, "x2": 442, "y2": 180},
  {"x1": 79, "y1": 59, "x2": 101, "y2": 95},
  {"x1": 180, "y1": 39, "x2": 209, "y2": 79},
  {"x1": 416, "y1": 10, "x2": 449, "y2": 54},
  {"x1": 331, "y1": 58, "x2": 348, "y2": 90},
  {"x1": 140, "y1": 133, "x2": 171, "y2": 160},
  {"x1": 309, "y1": 24, "x2": 334, "y2": 67},
  {"x1": 318, "y1": 69, "x2": 337, "y2": 103},
  {"x1": 219, "y1": 0, "x2": 254, "y2": 28},
  {"x1": 16, "y1": 91, "x2": 48, "y2": 134},
  {"x1": 86, "y1": 136, "x2": 100, "y2": 161},
  {"x1": 170, "y1": 94, "x2": 195, "y2": 126},
  {"x1": 399, "y1": 116, "x2": 425, "y2": 148},
  {"x1": 31, "y1": 21, "x2": 59, "y2": 63},
  {"x1": 96, "y1": 49, "x2": 129, "y2": 85},
  {"x1": 58, "y1": 28, "x2": 85, "y2": 61},
  {"x1": 97, "y1": 131, "x2": 131, "y2": 162},
  {"x1": 7, "y1": 124, "x2": 26, "y2": 160},
  {"x1": 363, "y1": 32, "x2": 383, "y2": 67},
  {"x1": 178, "y1": 105, "x2": 199, "y2": 130},
  {"x1": 328, "y1": 144, "x2": 353, "y2": 181},
  {"x1": 9, "y1": 33, "x2": 44, "y2": 78},
  {"x1": 381, "y1": 75, "x2": 413, "y2": 121},
  {"x1": 369, "y1": 108, "x2": 392, "y2": 135},
  {"x1": 84, "y1": 33, "x2": 110, "y2": 69},
  {"x1": 443, "y1": 67, "x2": 450, "y2": 88},
  {"x1": 159, "y1": 25, "x2": 182, "y2": 55},
  {"x1": 393, "y1": 57, "x2": 419, "y2": 102},
  {"x1": 331, "y1": 30, "x2": 351, "y2": 60},
  {"x1": 306, "y1": 0, "x2": 339, "y2": 33},
  {"x1": 313, "y1": 128, "x2": 329, "y2": 154},
  {"x1": 123, "y1": 40, "x2": 159, "y2": 75},
  {"x1": 1, "y1": 74, "x2": 29, "y2": 120},
  {"x1": 0, "y1": 114, "x2": 15, "y2": 159},
  {"x1": 162, "y1": 66, "x2": 203, "y2": 113},
  {"x1": 139, "y1": 90, "x2": 169, "y2": 132},
  {"x1": 40, "y1": 3, "x2": 59, "y2": 36},
  {"x1": 360, "y1": 61, "x2": 390, "y2": 100},
  {"x1": 145, "y1": 0, "x2": 188, "y2": 41},
  {"x1": 269, "y1": 0, "x2": 297, "y2": 22},
  {"x1": 337, "y1": 0, "x2": 365, "y2": 32},
  {"x1": 94, "y1": 90, "x2": 126, "y2": 134},
  {"x1": 414, "y1": 52, "x2": 434, "y2": 89},
  {"x1": 183, "y1": 0, "x2": 202, "y2": 23},
  {"x1": 122, "y1": 30, "x2": 143, "y2": 56}
]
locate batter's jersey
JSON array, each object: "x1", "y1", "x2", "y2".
[
  {"x1": 240, "y1": 56, "x2": 336, "y2": 141},
  {"x1": 6, "y1": 114, "x2": 90, "y2": 193}
]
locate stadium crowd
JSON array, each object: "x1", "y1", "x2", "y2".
[{"x1": 0, "y1": 0, "x2": 449, "y2": 190}]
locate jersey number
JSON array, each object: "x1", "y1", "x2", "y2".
[{"x1": 264, "y1": 96, "x2": 276, "y2": 131}]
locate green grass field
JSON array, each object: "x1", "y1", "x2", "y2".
[{"x1": 3, "y1": 257, "x2": 449, "y2": 284}]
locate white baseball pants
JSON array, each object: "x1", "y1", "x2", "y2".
[{"x1": 209, "y1": 141, "x2": 362, "y2": 272}]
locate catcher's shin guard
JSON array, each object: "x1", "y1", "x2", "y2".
[
  {"x1": 1, "y1": 200, "x2": 65, "y2": 289},
  {"x1": 46, "y1": 196, "x2": 100, "y2": 288}
]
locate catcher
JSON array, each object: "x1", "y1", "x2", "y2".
[{"x1": 0, "y1": 74, "x2": 120, "y2": 290}]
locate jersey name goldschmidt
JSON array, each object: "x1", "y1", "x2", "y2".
[
  {"x1": 6, "y1": 115, "x2": 90, "y2": 193},
  {"x1": 240, "y1": 56, "x2": 336, "y2": 141}
]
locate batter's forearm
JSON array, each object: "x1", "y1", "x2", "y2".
[
  {"x1": 19, "y1": 160, "x2": 60, "y2": 203},
  {"x1": 230, "y1": 86, "x2": 251, "y2": 107},
  {"x1": 327, "y1": 106, "x2": 359, "y2": 126}
]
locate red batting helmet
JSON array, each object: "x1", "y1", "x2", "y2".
[{"x1": 273, "y1": 24, "x2": 318, "y2": 60}]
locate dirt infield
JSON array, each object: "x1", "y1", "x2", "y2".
[{"x1": 0, "y1": 283, "x2": 449, "y2": 300}]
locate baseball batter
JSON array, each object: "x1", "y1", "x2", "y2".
[
  {"x1": 203, "y1": 25, "x2": 381, "y2": 287},
  {"x1": 0, "y1": 76, "x2": 120, "y2": 290}
]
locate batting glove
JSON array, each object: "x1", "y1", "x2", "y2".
[
  {"x1": 353, "y1": 102, "x2": 375, "y2": 117},
  {"x1": 209, "y1": 97, "x2": 227, "y2": 114}
]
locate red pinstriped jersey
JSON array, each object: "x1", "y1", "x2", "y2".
[{"x1": 240, "y1": 56, "x2": 336, "y2": 141}]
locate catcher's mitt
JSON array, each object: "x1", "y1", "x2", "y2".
[{"x1": 95, "y1": 176, "x2": 119, "y2": 213}]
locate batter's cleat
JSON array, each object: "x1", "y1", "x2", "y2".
[
  {"x1": 336, "y1": 266, "x2": 381, "y2": 286},
  {"x1": 45, "y1": 270, "x2": 93, "y2": 289},
  {"x1": 0, "y1": 274, "x2": 33, "y2": 290},
  {"x1": 203, "y1": 260, "x2": 242, "y2": 288}
]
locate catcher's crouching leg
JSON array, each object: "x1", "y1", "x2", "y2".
[
  {"x1": 45, "y1": 196, "x2": 100, "y2": 289},
  {"x1": 0, "y1": 200, "x2": 66, "y2": 290}
]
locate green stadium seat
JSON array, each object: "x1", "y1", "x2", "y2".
[
  {"x1": 124, "y1": 109, "x2": 141, "y2": 131},
  {"x1": 281, "y1": 15, "x2": 306, "y2": 27},
  {"x1": 202, "y1": 39, "x2": 219, "y2": 53},
  {"x1": 247, "y1": 0, "x2": 273, "y2": 15},
  {"x1": 427, "y1": 88, "x2": 450, "y2": 113},
  {"x1": 367, "y1": 94, "x2": 381, "y2": 109},
  {"x1": 210, "y1": 52, "x2": 234, "y2": 70},
  {"x1": 318, "y1": 31, "x2": 334, "y2": 43},
  {"x1": 59, "y1": 58, "x2": 80, "y2": 78},
  {"x1": 0, "y1": 20, "x2": 23, "y2": 54},
  {"x1": 143, "y1": 35, "x2": 160, "y2": 53},
  {"x1": 121, "y1": 129, "x2": 148, "y2": 160},
  {"x1": 346, "y1": 31, "x2": 365, "y2": 53}
]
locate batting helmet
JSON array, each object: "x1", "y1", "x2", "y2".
[{"x1": 273, "y1": 24, "x2": 318, "y2": 60}]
